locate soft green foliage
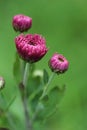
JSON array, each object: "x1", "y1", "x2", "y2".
[
  {"x1": 39, "y1": 86, "x2": 65, "y2": 121},
  {"x1": 0, "y1": 0, "x2": 87, "y2": 130}
]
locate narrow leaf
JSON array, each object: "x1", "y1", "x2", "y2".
[{"x1": 43, "y1": 69, "x2": 49, "y2": 85}]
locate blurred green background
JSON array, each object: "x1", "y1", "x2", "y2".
[{"x1": 0, "y1": 0, "x2": 87, "y2": 130}]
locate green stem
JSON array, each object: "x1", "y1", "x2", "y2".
[
  {"x1": 32, "y1": 73, "x2": 56, "y2": 122},
  {"x1": 40, "y1": 72, "x2": 55, "y2": 100},
  {"x1": 22, "y1": 63, "x2": 32, "y2": 130},
  {"x1": 20, "y1": 59, "x2": 25, "y2": 80},
  {"x1": 23, "y1": 63, "x2": 29, "y2": 87}
]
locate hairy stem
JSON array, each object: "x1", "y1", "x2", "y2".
[
  {"x1": 23, "y1": 63, "x2": 29, "y2": 87},
  {"x1": 40, "y1": 73, "x2": 55, "y2": 100},
  {"x1": 20, "y1": 59, "x2": 25, "y2": 80},
  {"x1": 23, "y1": 95, "x2": 32, "y2": 130},
  {"x1": 22, "y1": 63, "x2": 32, "y2": 130}
]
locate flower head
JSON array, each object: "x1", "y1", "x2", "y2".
[
  {"x1": 15, "y1": 34, "x2": 48, "y2": 63},
  {"x1": 12, "y1": 14, "x2": 32, "y2": 32},
  {"x1": 49, "y1": 53, "x2": 69, "y2": 74}
]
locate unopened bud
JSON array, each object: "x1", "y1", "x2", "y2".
[
  {"x1": 0, "y1": 77, "x2": 5, "y2": 90},
  {"x1": 49, "y1": 53, "x2": 69, "y2": 74},
  {"x1": 12, "y1": 14, "x2": 32, "y2": 32}
]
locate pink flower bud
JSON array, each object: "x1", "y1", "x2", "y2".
[
  {"x1": 12, "y1": 14, "x2": 32, "y2": 32},
  {"x1": 15, "y1": 34, "x2": 48, "y2": 63},
  {"x1": 49, "y1": 53, "x2": 69, "y2": 74}
]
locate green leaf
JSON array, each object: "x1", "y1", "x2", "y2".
[
  {"x1": 28, "y1": 76, "x2": 43, "y2": 111},
  {"x1": 30, "y1": 90, "x2": 43, "y2": 112},
  {"x1": 27, "y1": 74, "x2": 43, "y2": 97},
  {"x1": 13, "y1": 53, "x2": 21, "y2": 83},
  {"x1": 43, "y1": 69, "x2": 49, "y2": 85},
  {"x1": 38, "y1": 85, "x2": 66, "y2": 121},
  {"x1": 49, "y1": 85, "x2": 66, "y2": 105}
]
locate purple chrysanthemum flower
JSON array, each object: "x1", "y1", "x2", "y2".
[
  {"x1": 15, "y1": 34, "x2": 48, "y2": 63},
  {"x1": 12, "y1": 14, "x2": 32, "y2": 32},
  {"x1": 49, "y1": 53, "x2": 69, "y2": 74}
]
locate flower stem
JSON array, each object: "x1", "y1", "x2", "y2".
[
  {"x1": 40, "y1": 72, "x2": 55, "y2": 100},
  {"x1": 22, "y1": 63, "x2": 32, "y2": 130},
  {"x1": 23, "y1": 95, "x2": 32, "y2": 130},
  {"x1": 23, "y1": 63, "x2": 29, "y2": 87},
  {"x1": 20, "y1": 59, "x2": 25, "y2": 80}
]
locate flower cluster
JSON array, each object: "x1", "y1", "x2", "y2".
[
  {"x1": 11, "y1": 13, "x2": 70, "y2": 130},
  {"x1": 12, "y1": 14, "x2": 48, "y2": 63},
  {"x1": 12, "y1": 14, "x2": 69, "y2": 74}
]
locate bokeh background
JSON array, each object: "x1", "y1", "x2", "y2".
[{"x1": 0, "y1": 0, "x2": 87, "y2": 130}]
